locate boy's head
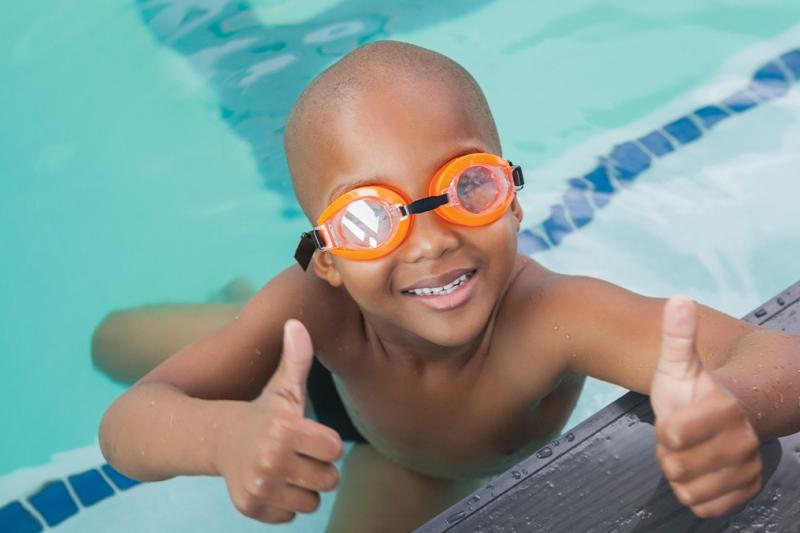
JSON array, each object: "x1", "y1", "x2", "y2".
[{"x1": 285, "y1": 41, "x2": 523, "y2": 350}]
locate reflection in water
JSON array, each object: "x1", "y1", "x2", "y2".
[{"x1": 136, "y1": 0, "x2": 494, "y2": 215}]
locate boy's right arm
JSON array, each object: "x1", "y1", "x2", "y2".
[{"x1": 99, "y1": 266, "x2": 345, "y2": 523}]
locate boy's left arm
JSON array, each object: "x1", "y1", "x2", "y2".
[{"x1": 535, "y1": 275, "x2": 800, "y2": 518}]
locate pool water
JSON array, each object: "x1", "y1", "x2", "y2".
[{"x1": 2, "y1": 1, "x2": 800, "y2": 530}]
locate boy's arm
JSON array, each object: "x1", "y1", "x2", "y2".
[
  {"x1": 532, "y1": 274, "x2": 800, "y2": 439},
  {"x1": 526, "y1": 274, "x2": 800, "y2": 517},
  {"x1": 99, "y1": 265, "x2": 344, "y2": 481}
]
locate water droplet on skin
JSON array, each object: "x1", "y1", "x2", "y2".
[
  {"x1": 255, "y1": 348, "x2": 262, "y2": 355},
  {"x1": 752, "y1": 386, "x2": 759, "y2": 392},
  {"x1": 254, "y1": 478, "x2": 264, "y2": 487},
  {"x1": 234, "y1": 315, "x2": 240, "y2": 321},
  {"x1": 756, "y1": 412, "x2": 763, "y2": 420},
  {"x1": 565, "y1": 333, "x2": 571, "y2": 340},
  {"x1": 553, "y1": 323, "x2": 560, "y2": 331},
  {"x1": 139, "y1": 450, "x2": 145, "y2": 456},
  {"x1": 199, "y1": 435, "x2": 206, "y2": 442}
]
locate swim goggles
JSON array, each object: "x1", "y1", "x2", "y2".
[{"x1": 294, "y1": 153, "x2": 524, "y2": 270}]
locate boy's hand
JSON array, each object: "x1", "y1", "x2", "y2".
[
  {"x1": 650, "y1": 295, "x2": 762, "y2": 519},
  {"x1": 214, "y1": 319, "x2": 344, "y2": 524}
]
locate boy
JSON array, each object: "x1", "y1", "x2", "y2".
[{"x1": 98, "y1": 41, "x2": 800, "y2": 531}]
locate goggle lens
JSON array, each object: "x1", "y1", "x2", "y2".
[
  {"x1": 333, "y1": 198, "x2": 393, "y2": 250},
  {"x1": 454, "y1": 164, "x2": 509, "y2": 214}
]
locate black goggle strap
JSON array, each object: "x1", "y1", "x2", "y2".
[
  {"x1": 398, "y1": 193, "x2": 449, "y2": 217},
  {"x1": 294, "y1": 228, "x2": 325, "y2": 271},
  {"x1": 508, "y1": 161, "x2": 525, "y2": 190}
]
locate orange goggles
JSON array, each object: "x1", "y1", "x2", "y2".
[{"x1": 294, "y1": 153, "x2": 524, "y2": 270}]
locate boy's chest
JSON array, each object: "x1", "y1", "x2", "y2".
[{"x1": 327, "y1": 350, "x2": 582, "y2": 480}]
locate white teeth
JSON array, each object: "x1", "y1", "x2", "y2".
[{"x1": 405, "y1": 272, "x2": 473, "y2": 296}]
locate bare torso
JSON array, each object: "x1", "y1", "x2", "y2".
[{"x1": 314, "y1": 255, "x2": 585, "y2": 480}]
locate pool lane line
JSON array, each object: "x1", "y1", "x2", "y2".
[
  {"x1": 518, "y1": 47, "x2": 800, "y2": 255},
  {"x1": 2, "y1": 44, "x2": 798, "y2": 533},
  {"x1": 0, "y1": 464, "x2": 139, "y2": 532}
]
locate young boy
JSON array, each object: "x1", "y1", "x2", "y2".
[{"x1": 98, "y1": 41, "x2": 800, "y2": 531}]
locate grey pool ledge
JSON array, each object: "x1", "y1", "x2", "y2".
[{"x1": 418, "y1": 280, "x2": 800, "y2": 532}]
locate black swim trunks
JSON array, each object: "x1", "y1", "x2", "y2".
[{"x1": 308, "y1": 357, "x2": 366, "y2": 443}]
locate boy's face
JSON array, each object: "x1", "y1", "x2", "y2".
[{"x1": 303, "y1": 76, "x2": 522, "y2": 350}]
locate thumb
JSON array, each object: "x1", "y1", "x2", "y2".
[
  {"x1": 261, "y1": 319, "x2": 314, "y2": 413},
  {"x1": 652, "y1": 295, "x2": 704, "y2": 413}
]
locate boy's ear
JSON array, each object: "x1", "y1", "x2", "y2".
[
  {"x1": 311, "y1": 252, "x2": 343, "y2": 287},
  {"x1": 510, "y1": 197, "x2": 523, "y2": 232}
]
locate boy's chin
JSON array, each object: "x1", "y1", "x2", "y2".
[{"x1": 409, "y1": 312, "x2": 489, "y2": 348}]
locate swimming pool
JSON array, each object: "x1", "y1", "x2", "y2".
[{"x1": 2, "y1": 1, "x2": 800, "y2": 530}]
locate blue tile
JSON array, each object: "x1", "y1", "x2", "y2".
[
  {"x1": 518, "y1": 229, "x2": 550, "y2": 255},
  {"x1": 608, "y1": 142, "x2": 650, "y2": 184},
  {"x1": 28, "y1": 480, "x2": 78, "y2": 527},
  {"x1": 722, "y1": 90, "x2": 759, "y2": 113},
  {"x1": 637, "y1": 130, "x2": 674, "y2": 157},
  {"x1": 749, "y1": 61, "x2": 791, "y2": 100},
  {"x1": 663, "y1": 117, "x2": 702, "y2": 144},
  {"x1": 693, "y1": 105, "x2": 730, "y2": 129},
  {"x1": 780, "y1": 49, "x2": 800, "y2": 79},
  {"x1": 101, "y1": 464, "x2": 140, "y2": 491},
  {"x1": 542, "y1": 205, "x2": 573, "y2": 246},
  {"x1": 68, "y1": 469, "x2": 114, "y2": 507},
  {"x1": 583, "y1": 164, "x2": 615, "y2": 208},
  {"x1": 563, "y1": 181, "x2": 594, "y2": 228},
  {"x1": 0, "y1": 501, "x2": 43, "y2": 533},
  {"x1": 567, "y1": 177, "x2": 590, "y2": 191}
]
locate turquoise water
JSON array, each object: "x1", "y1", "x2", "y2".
[{"x1": 2, "y1": 0, "x2": 800, "y2": 529}]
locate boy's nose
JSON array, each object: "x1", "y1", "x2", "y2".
[{"x1": 398, "y1": 211, "x2": 460, "y2": 263}]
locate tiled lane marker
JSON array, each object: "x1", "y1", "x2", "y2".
[
  {"x1": 0, "y1": 465, "x2": 138, "y2": 532},
  {"x1": 518, "y1": 48, "x2": 800, "y2": 254}
]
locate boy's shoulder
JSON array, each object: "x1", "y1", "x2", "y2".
[{"x1": 495, "y1": 255, "x2": 662, "y2": 391}]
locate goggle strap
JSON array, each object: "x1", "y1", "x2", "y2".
[
  {"x1": 509, "y1": 162, "x2": 525, "y2": 190},
  {"x1": 294, "y1": 230, "x2": 324, "y2": 271},
  {"x1": 402, "y1": 193, "x2": 449, "y2": 216}
]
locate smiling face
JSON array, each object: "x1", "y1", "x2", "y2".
[{"x1": 287, "y1": 44, "x2": 522, "y2": 352}]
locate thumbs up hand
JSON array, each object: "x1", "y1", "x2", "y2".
[
  {"x1": 650, "y1": 296, "x2": 762, "y2": 518},
  {"x1": 214, "y1": 320, "x2": 344, "y2": 524}
]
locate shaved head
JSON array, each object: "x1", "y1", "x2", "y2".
[{"x1": 285, "y1": 41, "x2": 501, "y2": 219}]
